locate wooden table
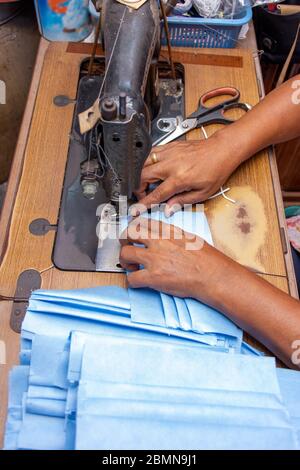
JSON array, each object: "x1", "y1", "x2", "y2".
[{"x1": 0, "y1": 38, "x2": 297, "y2": 446}]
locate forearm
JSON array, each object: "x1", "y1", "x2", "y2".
[
  {"x1": 194, "y1": 245, "x2": 300, "y2": 369},
  {"x1": 121, "y1": 217, "x2": 300, "y2": 368},
  {"x1": 216, "y1": 74, "x2": 300, "y2": 168},
  {"x1": 201, "y1": 78, "x2": 300, "y2": 363}
]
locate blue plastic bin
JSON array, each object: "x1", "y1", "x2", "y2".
[{"x1": 161, "y1": 7, "x2": 252, "y2": 48}]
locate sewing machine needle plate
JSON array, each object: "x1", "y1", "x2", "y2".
[{"x1": 95, "y1": 203, "x2": 123, "y2": 272}]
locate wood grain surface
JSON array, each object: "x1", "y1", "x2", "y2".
[
  {"x1": 0, "y1": 42, "x2": 293, "y2": 446},
  {"x1": 0, "y1": 39, "x2": 49, "y2": 265}
]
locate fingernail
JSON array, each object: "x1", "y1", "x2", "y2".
[
  {"x1": 129, "y1": 206, "x2": 140, "y2": 217},
  {"x1": 164, "y1": 205, "x2": 174, "y2": 218}
]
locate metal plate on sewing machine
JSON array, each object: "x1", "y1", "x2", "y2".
[
  {"x1": 53, "y1": 62, "x2": 185, "y2": 272},
  {"x1": 151, "y1": 64, "x2": 185, "y2": 145},
  {"x1": 53, "y1": 73, "x2": 106, "y2": 272}
]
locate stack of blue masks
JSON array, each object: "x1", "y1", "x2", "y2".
[
  {"x1": 4, "y1": 328, "x2": 300, "y2": 450},
  {"x1": 4, "y1": 207, "x2": 300, "y2": 449}
]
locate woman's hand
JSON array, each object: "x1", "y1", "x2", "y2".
[
  {"x1": 133, "y1": 131, "x2": 242, "y2": 215},
  {"x1": 120, "y1": 217, "x2": 300, "y2": 369},
  {"x1": 119, "y1": 216, "x2": 232, "y2": 306},
  {"x1": 133, "y1": 73, "x2": 300, "y2": 217}
]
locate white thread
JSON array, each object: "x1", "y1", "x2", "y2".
[{"x1": 97, "y1": 6, "x2": 127, "y2": 100}]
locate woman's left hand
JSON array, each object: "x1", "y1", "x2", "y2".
[{"x1": 119, "y1": 217, "x2": 233, "y2": 306}]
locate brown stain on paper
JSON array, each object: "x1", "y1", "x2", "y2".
[{"x1": 209, "y1": 186, "x2": 268, "y2": 271}]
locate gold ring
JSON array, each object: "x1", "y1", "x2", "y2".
[{"x1": 151, "y1": 153, "x2": 158, "y2": 164}]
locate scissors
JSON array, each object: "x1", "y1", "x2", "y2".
[{"x1": 154, "y1": 86, "x2": 252, "y2": 147}]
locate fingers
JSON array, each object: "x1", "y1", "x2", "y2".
[
  {"x1": 119, "y1": 261, "x2": 139, "y2": 272},
  {"x1": 144, "y1": 143, "x2": 178, "y2": 167},
  {"x1": 140, "y1": 160, "x2": 168, "y2": 183},
  {"x1": 127, "y1": 269, "x2": 150, "y2": 288},
  {"x1": 135, "y1": 177, "x2": 179, "y2": 211},
  {"x1": 119, "y1": 217, "x2": 153, "y2": 247},
  {"x1": 120, "y1": 217, "x2": 179, "y2": 248},
  {"x1": 135, "y1": 142, "x2": 186, "y2": 201},
  {"x1": 134, "y1": 161, "x2": 168, "y2": 203},
  {"x1": 165, "y1": 190, "x2": 206, "y2": 217},
  {"x1": 119, "y1": 220, "x2": 152, "y2": 271},
  {"x1": 120, "y1": 216, "x2": 167, "y2": 247},
  {"x1": 135, "y1": 159, "x2": 170, "y2": 198},
  {"x1": 119, "y1": 245, "x2": 149, "y2": 268}
]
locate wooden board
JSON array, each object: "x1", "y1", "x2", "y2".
[{"x1": 0, "y1": 42, "x2": 293, "y2": 446}]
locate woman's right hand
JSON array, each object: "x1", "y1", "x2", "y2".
[{"x1": 133, "y1": 130, "x2": 243, "y2": 216}]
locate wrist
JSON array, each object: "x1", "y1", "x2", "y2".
[
  {"x1": 191, "y1": 244, "x2": 243, "y2": 313},
  {"x1": 214, "y1": 125, "x2": 254, "y2": 170}
]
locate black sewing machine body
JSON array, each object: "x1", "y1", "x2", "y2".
[{"x1": 53, "y1": 0, "x2": 185, "y2": 272}]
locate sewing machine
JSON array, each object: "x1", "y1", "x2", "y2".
[
  {"x1": 53, "y1": 0, "x2": 184, "y2": 272},
  {"x1": 0, "y1": 5, "x2": 297, "y2": 446}
]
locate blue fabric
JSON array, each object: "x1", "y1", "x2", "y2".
[
  {"x1": 74, "y1": 333, "x2": 297, "y2": 450},
  {"x1": 160, "y1": 293, "x2": 180, "y2": 328},
  {"x1": 24, "y1": 287, "x2": 238, "y2": 350},
  {"x1": 123, "y1": 208, "x2": 242, "y2": 351},
  {"x1": 128, "y1": 287, "x2": 166, "y2": 327},
  {"x1": 241, "y1": 341, "x2": 264, "y2": 356},
  {"x1": 174, "y1": 296, "x2": 192, "y2": 330},
  {"x1": 5, "y1": 313, "x2": 300, "y2": 450},
  {"x1": 78, "y1": 333, "x2": 277, "y2": 393},
  {"x1": 22, "y1": 309, "x2": 229, "y2": 351},
  {"x1": 32, "y1": 286, "x2": 131, "y2": 311},
  {"x1": 185, "y1": 297, "x2": 242, "y2": 338},
  {"x1": 4, "y1": 366, "x2": 29, "y2": 450},
  {"x1": 4, "y1": 208, "x2": 300, "y2": 450},
  {"x1": 128, "y1": 287, "x2": 241, "y2": 350},
  {"x1": 120, "y1": 205, "x2": 213, "y2": 246},
  {"x1": 17, "y1": 412, "x2": 68, "y2": 450},
  {"x1": 29, "y1": 335, "x2": 69, "y2": 389},
  {"x1": 277, "y1": 368, "x2": 300, "y2": 446},
  {"x1": 26, "y1": 386, "x2": 67, "y2": 418}
]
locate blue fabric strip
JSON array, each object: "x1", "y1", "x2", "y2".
[{"x1": 160, "y1": 293, "x2": 180, "y2": 329}]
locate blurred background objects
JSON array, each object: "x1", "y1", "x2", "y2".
[{"x1": 0, "y1": 1, "x2": 39, "y2": 192}]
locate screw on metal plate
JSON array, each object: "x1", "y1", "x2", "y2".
[
  {"x1": 29, "y1": 219, "x2": 57, "y2": 236},
  {"x1": 10, "y1": 270, "x2": 41, "y2": 333},
  {"x1": 157, "y1": 118, "x2": 177, "y2": 133},
  {"x1": 53, "y1": 95, "x2": 76, "y2": 107}
]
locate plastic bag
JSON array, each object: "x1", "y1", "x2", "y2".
[{"x1": 192, "y1": 0, "x2": 283, "y2": 19}]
